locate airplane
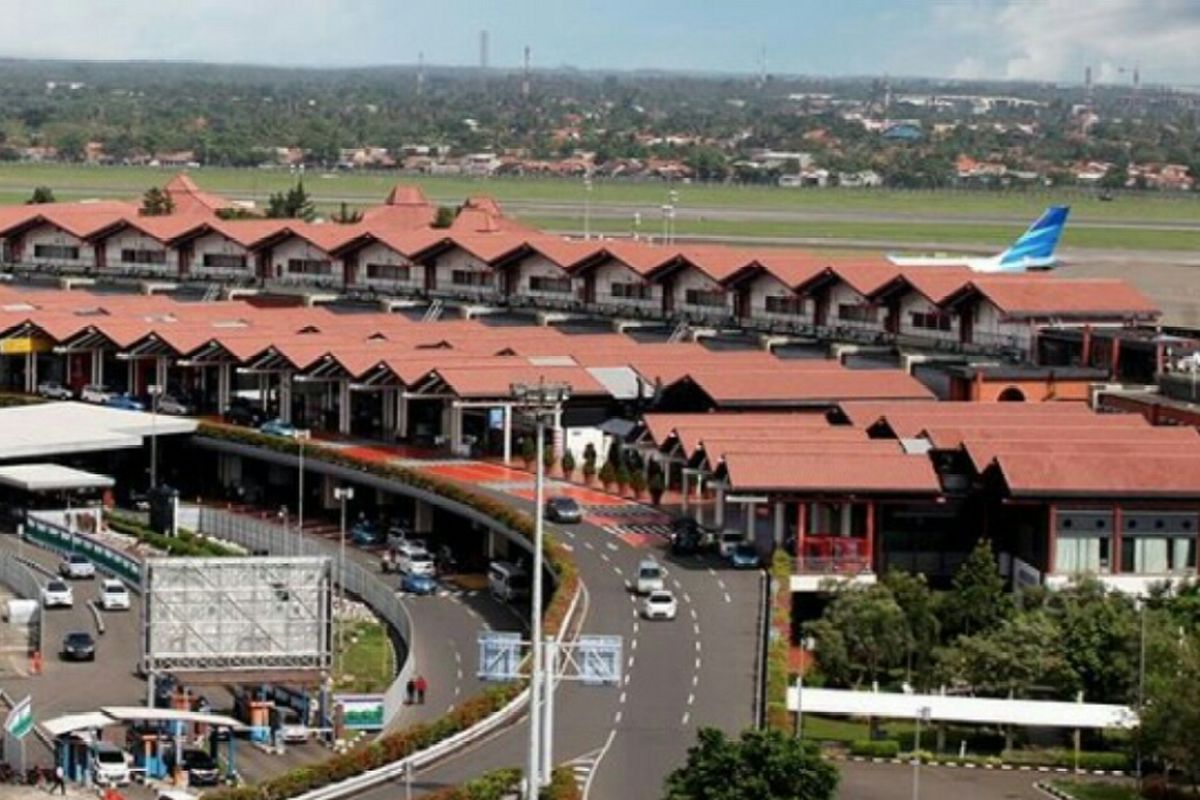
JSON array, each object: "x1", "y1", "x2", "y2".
[{"x1": 887, "y1": 205, "x2": 1070, "y2": 273}]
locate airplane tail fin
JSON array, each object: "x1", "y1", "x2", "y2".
[{"x1": 994, "y1": 205, "x2": 1069, "y2": 271}]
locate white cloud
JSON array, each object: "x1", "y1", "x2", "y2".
[{"x1": 936, "y1": 0, "x2": 1200, "y2": 84}]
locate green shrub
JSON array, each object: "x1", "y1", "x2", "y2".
[
  {"x1": 850, "y1": 740, "x2": 901, "y2": 759},
  {"x1": 541, "y1": 766, "x2": 582, "y2": 800},
  {"x1": 1001, "y1": 749, "x2": 1130, "y2": 771}
]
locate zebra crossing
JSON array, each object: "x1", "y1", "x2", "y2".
[{"x1": 581, "y1": 503, "x2": 675, "y2": 546}]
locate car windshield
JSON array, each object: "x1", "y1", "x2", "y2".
[
  {"x1": 48, "y1": 580, "x2": 68, "y2": 592},
  {"x1": 649, "y1": 593, "x2": 673, "y2": 604},
  {"x1": 106, "y1": 584, "x2": 125, "y2": 594},
  {"x1": 552, "y1": 498, "x2": 578, "y2": 510},
  {"x1": 184, "y1": 751, "x2": 215, "y2": 768},
  {"x1": 66, "y1": 633, "x2": 91, "y2": 645},
  {"x1": 735, "y1": 544, "x2": 756, "y2": 556},
  {"x1": 96, "y1": 749, "x2": 124, "y2": 765},
  {"x1": 69, "y1": 554, "x2": 88, "y2": 563},
  {"x1": 639, "y1": 566, "x2": 661, "y2": 579}
]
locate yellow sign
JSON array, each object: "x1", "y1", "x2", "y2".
[{"x1": 0, "y1": 337, "x2": 51, "y2": 355}]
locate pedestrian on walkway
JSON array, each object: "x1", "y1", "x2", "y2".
[
  {"x1": 52, "y1": 764, "x2": 66, "y2": 795},
  {"x1": 405, "y1": 678, "x2": 415, "y2": 705},
  {"x1": 415, "y1": 674, "x2": 427, "y2": 704}
]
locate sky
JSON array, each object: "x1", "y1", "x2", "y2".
[{"x1": 4, "y1": 0, "x2": 1199, "y2": 86}]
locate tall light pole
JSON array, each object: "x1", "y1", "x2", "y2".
[
  {"x1": 912, "y1": 705, "x2": 931, "y2": 800},
  {"x1": 583, "y1": 176, "x2": 593, "y2": 241},
  {"x1": 510, "y1": 379, "x2": 571, "y2": 797},
  {"x1": 668, "y1": 189, "x2": 679, "y2": 244},
  {"x1": 293, "y1": 429, "x2": 311, "y2": 556},
  {"x1": 333, "y1": 485, "x2": 354, "y2": 672}
]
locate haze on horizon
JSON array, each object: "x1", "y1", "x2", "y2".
[{"x1": 5, "y1": 0, "x2": 1199, "y2": 87}]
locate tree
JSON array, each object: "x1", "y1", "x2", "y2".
[
  {"x1": 804, "y1": 583, "x2": 910, "y2": 688},
  {"x1": 141, "y1": 186, "x2": 175, "y2": 216},
  {"x1": 648, "y1": 471, "x2": 665, "y2": 505},
  {"x1": 629, "y1": 469, "x2": 647, "y2": 499},
  {"x1": 1045, "y1": 578, "x2": 1138, "y2": 704},
  {"x1": 520, "y1": 437, "x2": 536, "y2": 469},
  {"x1": 943, "y1": 538, "x2": 1011, "y2": 639},
  {"x1": 935, "y1": 610, "x2": 1078, "y2": 699},
  {"x1": 582, "y1": 443, "x2": 598, "y2": 484},
  {"x1": 1140, "y1": 629, "x2": 1200, "y2": 789},
  {"x1": 331, "y1": 202, "x2": 363, "y2": 224},
  {"x1": 266, "y1": 180, "x2": 315, "y2": 221},
  {"x1": 560, "y1": 448, "x2": 576, "y2": 481},
  {"x1": 615, "y1": 464, "x2": 631, "y2": 493},
  {"x1": 664, "y1": 727, "x2": 838, "y2": 800},
  {"x1": 882, "y1": 570, "x2": 940, "y2": 689},
  {"x1": 26, "y1": 186, "x2": 55, "y2": 204},
  {"x1": 598, "y1": 461, "x2": 616, "y2": 491},
  {"x1": 433, "y1": 206, "x2": 456, "y2": 228}
]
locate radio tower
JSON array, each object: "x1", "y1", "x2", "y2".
[
  {"x1": 480, "y1": 30, "x2": 489, "y2": 70},
  {"x1": 522, "y1": 45, "x2": 531, "y2": 99}
]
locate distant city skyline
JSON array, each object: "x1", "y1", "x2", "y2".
[{"x1": 3, "y1": 0, "x2": 1197, "y2": 86}]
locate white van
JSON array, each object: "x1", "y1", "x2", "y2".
[
  {"x1": 635, "y1": 559, "x2": 665, "y2": 595},
  {"x1": 488, "y1": 562, "x2": 530, "y2": 603}
]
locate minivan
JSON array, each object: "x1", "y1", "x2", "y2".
[{"x1": 488, "y1": 561, "x2": 530, "y2": 602}]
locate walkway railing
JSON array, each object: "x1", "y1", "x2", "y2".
[{"x1": 0, "y1": 549, "x2": 44, "y2": 659}]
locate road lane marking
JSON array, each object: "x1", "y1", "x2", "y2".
[
  {"x1": 631, "y1": 638, "x2": 638, "y2": 651},
  {"x1": 695, "y1": 657, "x2": 701, "y2": 671},
  {"x1": 613, "y1": 565, "x2": 623, "y2": 576},
  {"x1": 584, "y1": 542, "x2": 595, "y2": 551},
  {"x1": 560, "y1": 543, "x2": 574, "y2": 552},
  {"x1": 628, "y1": 655, "x2": 636, "y2": 670},
  {"x1": 695, "y1": 640, "x2": 701, "y2": 652},
  {"x1": 692, "y1": 674, "x2": 700, "y2": 687},
  {"x1": 706, "y1": 568, "x2": 716, "y2": 577},
  {"x1": 723, "y1": 592, "x2": 732, "y2": 604},
  {"x1": 632, "y1": 622, "x2": 639, "y2": 635},
  {"x1": 614, "y1": 710, "x2": 623, "y2": 725},
  {"x1": 681, "y1": 711, "x2": 690, "y2": 725},
  {"x1": 683, "y1": 593, "x2": 692, "y2": 604},
  {"x1": 716, "y1": 578, "x2": 727, "y2": 591},
  {"x1": 689, "y1": 607, "x2": 698, "y2": 621},
  {"x1": 600, "y1": 552, "x2": 610, "y2": 563},
  {"x1": 606, "y1": 541, "x2": 618, "y2": 551},
  {"x1": 693, "y1": 623, "x2": 700, "y2": 636},
  {"x1": 687, "y1": 693, "x2": 695, "y2": 706},
  {"x1": 671, "y1": 578, "x2": 681, "y2": 589},
  {"x1": 619, "y1": 692, "x2": 627, "y2": 704}
]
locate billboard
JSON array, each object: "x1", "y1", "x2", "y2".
[
  {"x1": 141, "y1": 556, "x2": 332, "y2": 675},
  {"x1": 334, "y1": 694, "x2": 385, "y2": 731}
]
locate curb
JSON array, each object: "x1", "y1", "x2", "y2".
[
  {"x1": 830, "y1": 753, "x2": 1127, "y2": 776},
  {"x1": 88, "y1": 600, "x2": 106, "y2": 636}
]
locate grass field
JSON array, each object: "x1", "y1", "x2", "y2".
[
  {"x1": 522, "y1": 214, "x2": 1200, "y2": 252},
  {"x1": 1050, "y1": 780, "x2": 1139, "y2": 800},
  {"x1": 334, "y1": 619, "x2": 394, "y2": 694},
  {"x1": 0, "y1": 162, "x2": 1198, "y2": 223}
]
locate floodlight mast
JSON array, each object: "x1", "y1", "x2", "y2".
[{"x1": 509, "y1": 379, "x2": 570, "y2": 796}]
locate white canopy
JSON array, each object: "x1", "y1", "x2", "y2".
[
  {"x1": 0, "y1": 464, "x2": 115, "y2": 492},
  {"x1": 0, "y1": 401, "x2": 196, "y2": 459},
  {"x1": 788, "y1": 686, "x2": 1138, "y2": 730},
  {"x1": 40, "y1": 707, "x2": 245, "y2": 738}
]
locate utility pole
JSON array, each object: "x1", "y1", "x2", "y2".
[
  {"x1": 333, "y1": 486, "x2": 354, "y2": 672},
  {"x1": 148, "y1": 383, "x2": 162, "y2": 489},
  {"x1": 510, "y1": 379, "x2": 570, "y2": 796}
]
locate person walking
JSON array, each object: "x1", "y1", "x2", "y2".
[
  {"x1": 405, "y1": 678, "x2": 416, "y2": 705},
  {"x1": 52, "y1": 764, "x2": 66, "y2": 795},
  {"x1": 415, "y1": 674, "x2": 428, "y2": 704}
]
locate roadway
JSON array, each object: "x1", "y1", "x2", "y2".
[
  {"x1": 339, "y1": 482, "x2": 762, "y2": 800},
  {"x1": 835, "y1": 760, "x2": 1109, "y2": 800}
]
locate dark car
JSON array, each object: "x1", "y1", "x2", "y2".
[
  {"x1": 545, "y1": 496, "x2": 583, "y2": 524},
  {"x1": 670, "y1": 516, "x2": 716, "y2": 555},
  {"x1": 223, "y1": 402, "x2": 266, "y2": 428},
  {"x1": 61, "y1": 631, "x2": 96, "y2": 661},
  {"x1": 169, "y1": 748, "x2": 220, "y2": 786},
  {"x1": 730, "y1": 543, "x2": 762, "y2": 569}
]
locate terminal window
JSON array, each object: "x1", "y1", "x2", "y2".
[
  {"x1": 610, "y1": 282, "x2": 651, "y2": 300},
  {"x1": 838, "y1": 303, "x2": 877, "y2": 323},
  {"x1": 288, "y1": 258, "x2": 333, "y2": 275},
  {"x1": 451, "y1": 269, "x2": 494, "y2": 287},
  {"x1": 121, "y1": 248, "x2": 167, "y2": 265},
  {"x1": 530, "y1": 276, "x2": 572, "y2": 294},
  {"x1": 684, "y1": 289, "x2": 727, "y2": 308},
  {"x1": 202, "y1": 253, "x2": 247, "y2": 270},
  {"x1": 34, "y1": 244, "x2": 80, "y2": 260},
  {"x1": 366, "y1": 263, "x2": 411, "y2": 281},
  {"x1": 765, "y1": 296, "x2": 805, "y2": 316},
  {"x1": 910, "y1": 311, "x2": 953, "y2": 332}
]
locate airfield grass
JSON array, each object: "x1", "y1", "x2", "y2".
[
  {"x1": 1, "y1": 162, "x2": 1198, "y2": 223},
  {"x1": 520, "y1": 214, "x2": 1200, "y2": 251}
]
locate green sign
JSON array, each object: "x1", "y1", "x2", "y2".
[
  {"x1": 4, "y1": 695, "x2": 33, "y2": 740},
  {"x1": 334, "y1": 694, "x2": 384, "y2": 731}
]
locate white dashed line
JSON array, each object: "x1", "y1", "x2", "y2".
[
  {"x1": 619, "y1": 692, "x2": 627, "y2": 704},
  {"x1": 706, "y1": 568, "x2": 716, "y2": 577},
  {"x1": 683, "y1": 593, "x2": 692, "y2": 604},
  {"x1": 606, "y1": 541, "x2": 618, "y2": 551},
  {"x1": 692, "y1": 674, "x2": 700, "y2": 687},
  {"x1": 632, "y1": 622, "x2": 640, "y2": 635},
  {"x1": 694, "y1": 657, "x2": 702, "y2": 671},
  {"x1": 613, "y1": 565, "x2": 623, "y2": 576},
  {"x1": 695, "y1": 640, "x2": 701, "y2": 653},
  {"x1": 584, "y1": 542, "x2": 595, "y2": 551},
  {"x1": 716, "y1": 579, "x2": 727, "y2": 591},
  {"x1": 671, "y1": 578, "x2": 681, "y2": 589},
  {"x1": 628, "y1": 655, "x2": 636, "y2": 670},
  {"x1": 561, "y1": 529, "x2": 576, "y2": 539},
  {"x1": 454, "y1": 651, "x2": 462, "y2": 663},
  {"x1": 600, "y1": 552, "x2": 610, "y2": 563},
  {"x1": 681, "y1": 711, "x2": 691, "y2": 725},
  {"x1": 457, "y1": 668, "x2": 464, "y2": 680},
  {"x1": 689, "y1": 607, "x2": 698, "y2": 621},
  {"x1": 560, "y1": 542, "x2": 574, "y2": 552},
  {"x1": 624, "y1": 674, "x2": 632, "y2": 686},
  {"x1": 614, "y1": 710, "x2": 623, "y2": 725},
  {"x1": 693, "y1": 623, "x2": 700, "y2": 636},
  {"x1": 447, "y1": 704, "x2": 455, "y2": 713},
  {"x1": 631, "y1": 639, "x2": 639, "y2": 651},
  {"x1": 687, "y1": 693, "x2": 695, "y2": 706},
  {"x1": 723, "y1": 592, "x2": 732, "y2": 604}
]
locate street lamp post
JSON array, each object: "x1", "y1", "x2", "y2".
[
  {"x1": 912, "y1": 706, "x2": 931, "y2": 800},
  {"x1": 148, "y1": 383, "x2": 163, "y2": 489},
  {"x1": 510, "y1": 379, "x2": 571, "y2": 797},
  {"x1": 333, "y1": 486, "x2": 354, "y2": 672},
  {"x1": 293, "y1": 429, "x2": 311, "y2": 556}
]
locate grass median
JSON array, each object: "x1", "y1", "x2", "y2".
[{"x1": 334, "y1": 618, "x2": 395, "y2": 694}]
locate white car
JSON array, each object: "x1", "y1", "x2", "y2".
[
  {"x1": 41, "y1": 579, "x2": 74, "y2": 609},
  {"x1": 60, "y1": 553, "x2": 96, "y2": 579},
  {"x1": 156, "y1": 394, "x2": 192, "y2": 415},
  {"x1": 717, "y1": 529, "x2": 744, "y2": 559},
  {"x1": 635, "y1": 559, "x2": 665, "y2": 595},
  {"x1": 36, "y1": 380, "x2": 74, "y2": 400},
  {"x1": 278, "y1": 708, "x2": 310, "y2": 743},
  {"x1": 98, "y1": 579, "x2": 131, "y2": 611},
  {"x1": 394, "y1": 541, "x2": 436, "y2": 577},
  {"x1": 80, "y1": 384, "x2": 116, "y2": 404},
  {"x1": 642, "y1": 590, "x2": 678, "y2": 621},
  {"x1": 91, "y1": 742, "x2": 131, "y2": 786}
]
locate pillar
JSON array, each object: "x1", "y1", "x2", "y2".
[
  {"x1": 1080, "y1": 326, "x2": 1093, "y2": 367},
  {"x1": 381, "y1": 388, "x2": 395, "y2": 433},
  {"x1": 797, "y1": 502, "x2": 808, "y2": 573},
  {"x1": 865, "y1": 500, "x2": 876, "y2": 572},
  {"x1": 552, "y1": 408, "x2": 564, "y2": 460},
  {"x1": 217, "y1": 363, "x2": 232, "y2": 414},
  {"x1": 91, "y1": 349, "x2": 104, "y2": 385},
  {"x1": 680, "y1": 470, "x2": 690, "y2": 514},
  {"x1": 338, "y1": 380, "x2": 351, "y2": 435},
  {"x1": 773, "y1": 501, "x2": 785, "y2": 548},
  {"x1": 257, "y1": 373, "x2": 269, "y2": 410},
  {"x1": 24, "y1": 351, "x2": 37, "y2": 393},
  {"x1": 414, "y1": 499, "x2": 433, "y2": 535},
  {"x1": 279, "y1": 371, "x2": 293, "y2": 424},
  {"x1": 1047, "y1": 504, "x2": 1058, "y2": 574},
  {"x1": 840, "y1": 503, "x2": 853, "y2": 537},
  {"x1": 1111, "y1": 504, "x2": 1122, "y2": 575},
  {"x1": 715, "y1": 486, "x2": 726, "y2": 527},
  {"x1": 449, "y1": 403, "x2": 463, "y2": 453},
  {"x1": 744, "y1": 500, "x2": 756, "y2": 540},
  {"x1": 1109, "y1": 337, "x2": 1122, "y2": 379},
  {"x1": 502, "y1": 404, "x2": 512, "y2": 463},
  {"x1": 127, "y1": 359, "x2": 136, "y2": 394},
  {"x1": 397, "y1": 393, "x2": 409, "y2": 439},
  {"x1": 155, "y1": 356, "x2": 168, "y2": 392}
]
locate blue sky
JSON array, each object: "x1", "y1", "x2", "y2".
[{"x1": 4, "y1": 0, "x2": 1197, "y2": 85}]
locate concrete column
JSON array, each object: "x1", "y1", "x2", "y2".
[
  {"x1": 92, "y1": 350, "x2": 104, "y2": 385},
  {"x1": 24, "y1": 352, "x2": 37, "y2": 393},
  {"x1": 127, "y1": 359, "x2": 136, "y2": 395},
  {"x1": 552, "y1": 409, "x2": 564, "y2": 460},
  {"x1": 414, "y1": 499, "x2": 434, "y2": 535},
  {"x1": 155, "y1": 357, "x2": 168, "y2": 391},
  {"x1": 217, "y1": 363, "x2": 232, "y2": 414},
  {"x1": 257, "y1": 373, "x2": 269, "y2": 410},
  {"x1": 450, "y1": 403, "x2": 464, "y2": 454},
  {"x1": 381, "y1": 388, "x2": 395, "y2": 434},
  {"x1": 680, "y1": 470, "x2": 690, "y2": 514},
  {"x1": 714, "y1": 486, "x2": 726, "y2": 528},
  {"x1": 338, "y1": 380, "x2": 351, "y2": 435},
  {"x1": 745, "y1": 500, "x2": 757, "y2": 540},
  {"x1": 397, "y1": 393, "x2": 409, "y2": 439},
  {"x1": 774, "y1": 501, "x2": 786, "y2": 548},
  {"x1": 279, "y1": 371, "x2": 293, "y2": 424},
  {"x1": 502, "y1": 404, "x2": 512, "y2": 464},
  {"x1": 487, "y1": 528, "x2": 497, "y2": 560},
  {"x1": 840, "y1": 503, "x2": 853, "y2": 537}
]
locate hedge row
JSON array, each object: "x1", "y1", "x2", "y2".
[
  {"x1": 854, "y1": 746, "x2": 1130, "y2": 771},
  {"x1": 765, "y1": 549, "x2": 792, "y2": 732},
  {"x1": 106, "y1": 512, "x2": 240, "y2": 558},
  {"x1": 849, "y1": 740, "x2": 901, "y2": 759},
  {"x1": 394, "y1": 765, "x2": 578, "y2": 800},
  {"x1": 0, "y1": 392, "x2": 44, "y2": 408},
  {"x1": 197, "y1": 422, "x2": 581, "y2": 800}
]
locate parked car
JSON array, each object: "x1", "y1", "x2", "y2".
[
  {"x1": 61, "y1": 631, "x2": 96, "y2": 662},
  {"x1": 671, "y1": 516, "x2": 718, "y2": 554},
  {"x1": 90, "y1": 742, "x2": 131, "y2": 786},
  {"x1": 80, "y1": 384, "x2": 115, "y2": 404},
  {"x1": 223, "y1": 402, "x2": 266, "y2": 427},
  {"x1": 350, "y1": 519, "x2": 383, "y2": 546},
  {"x1": 105, "y1": 394, "x2": 145, "y2": 411},
  {"x1": 642, "y1": 590, "x2": 678, "y2": 620},
  {"x1": 259, "y1": 418, "x2": 298, "y2": 437},
  {"x1": 730, "y1": 543, "x2": 762, "y2": 569},
  {"x1": 98, "y1": 578, "x2": 131, "y2": 611},
  {"x1": 59, "y1": 553, "x2": 96, "y2": 579},
  {"x1": 167, "y1": 749, "x2": 219, "y2": 787},
  {"x1": 41, "y1": 579, "x2": 74, "y2": 608},
  {"x1": 488, "y1": 561, "x2": 530, "y2": 602},
  {"x1": 544, "y1": 496, "x2": 583, "y2": 523},
  {"x1": 277, "y1": 708, "x2": 310, "y2": 743},
  {"x1": 400, "y1": 572, "x2": 437, "y2": 596},
  {"x1": 156, "y1": 394, "x2": 193, "y2": 415},
  {"x1": 717, "y1": 529, "x2": 744, "y2": 559},
  {"x1": 635, "y1": 559, "x2": 665, "y2": 595},
  {"x1": 36, "y1": 380, "x2": 74, "y2": 400}
]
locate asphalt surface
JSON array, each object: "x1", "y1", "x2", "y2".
[
  {"x1": 340, "y1": 485, "x2": 763, "y2": 800},
  {"x1": 835, "y1": 760, "x2": 1088, "y2": 800}
]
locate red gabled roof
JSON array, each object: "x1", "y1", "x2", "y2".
[
  {"x1": 949, "y1": 276, "x2": 1159, "y2": 318},
  {"x1": 361, "y1": 183, "x2": 435, "y2": 229},
  {"x1": 449, "y1": 196, "x2": 535, "y2": 235},
  {"x1": 722, "y1": 451, "x2": 939, "y2": 493},
  {"x1": 993, "y1": 452, "x2": 1200, "y2": 498},
  {"x1": 163, "y1": 174, "x2": 233, "y2": 214}
]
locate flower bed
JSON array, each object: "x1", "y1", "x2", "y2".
[{"x1": 198, "y1": 422, "x2": 580, "y2": 799}]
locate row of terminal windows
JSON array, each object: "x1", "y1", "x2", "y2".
[
  {"x1": 287, "y1": 258, "x2": 332, "y2": 276},
  {"x1": 202, "y1": 253, "x2": 247, "y2": 270},
  {"x1": 684, "y1": 289, "x2": 727, "y2": 308},
  {"x1": 121, "y1": 248, "x2": 167, "y2": 265},
  {"x1": 451, "y1": 269, "x2": 493, "y2": 288},
  {"x1": 839, "y1": 304, "x2": 877, "y2": 323},
  {"x1": 34, "y1": 244, "x2": 80, "y2": 260},
  {"x1": 610, "y1": 282, "x2": 651, "y2": 300},
  {"x1": 365, "y1": 263, "x2": 412, "y2": 282},
  {"x1": 910, "y1": 311, "x2": 953, "y2": 332},
  {"x1": 765, "y1": 296, "x2": 805, "y2": 316},
  {"x1": 530, "y1": 276, "x2": 572, "y2": 294}
]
